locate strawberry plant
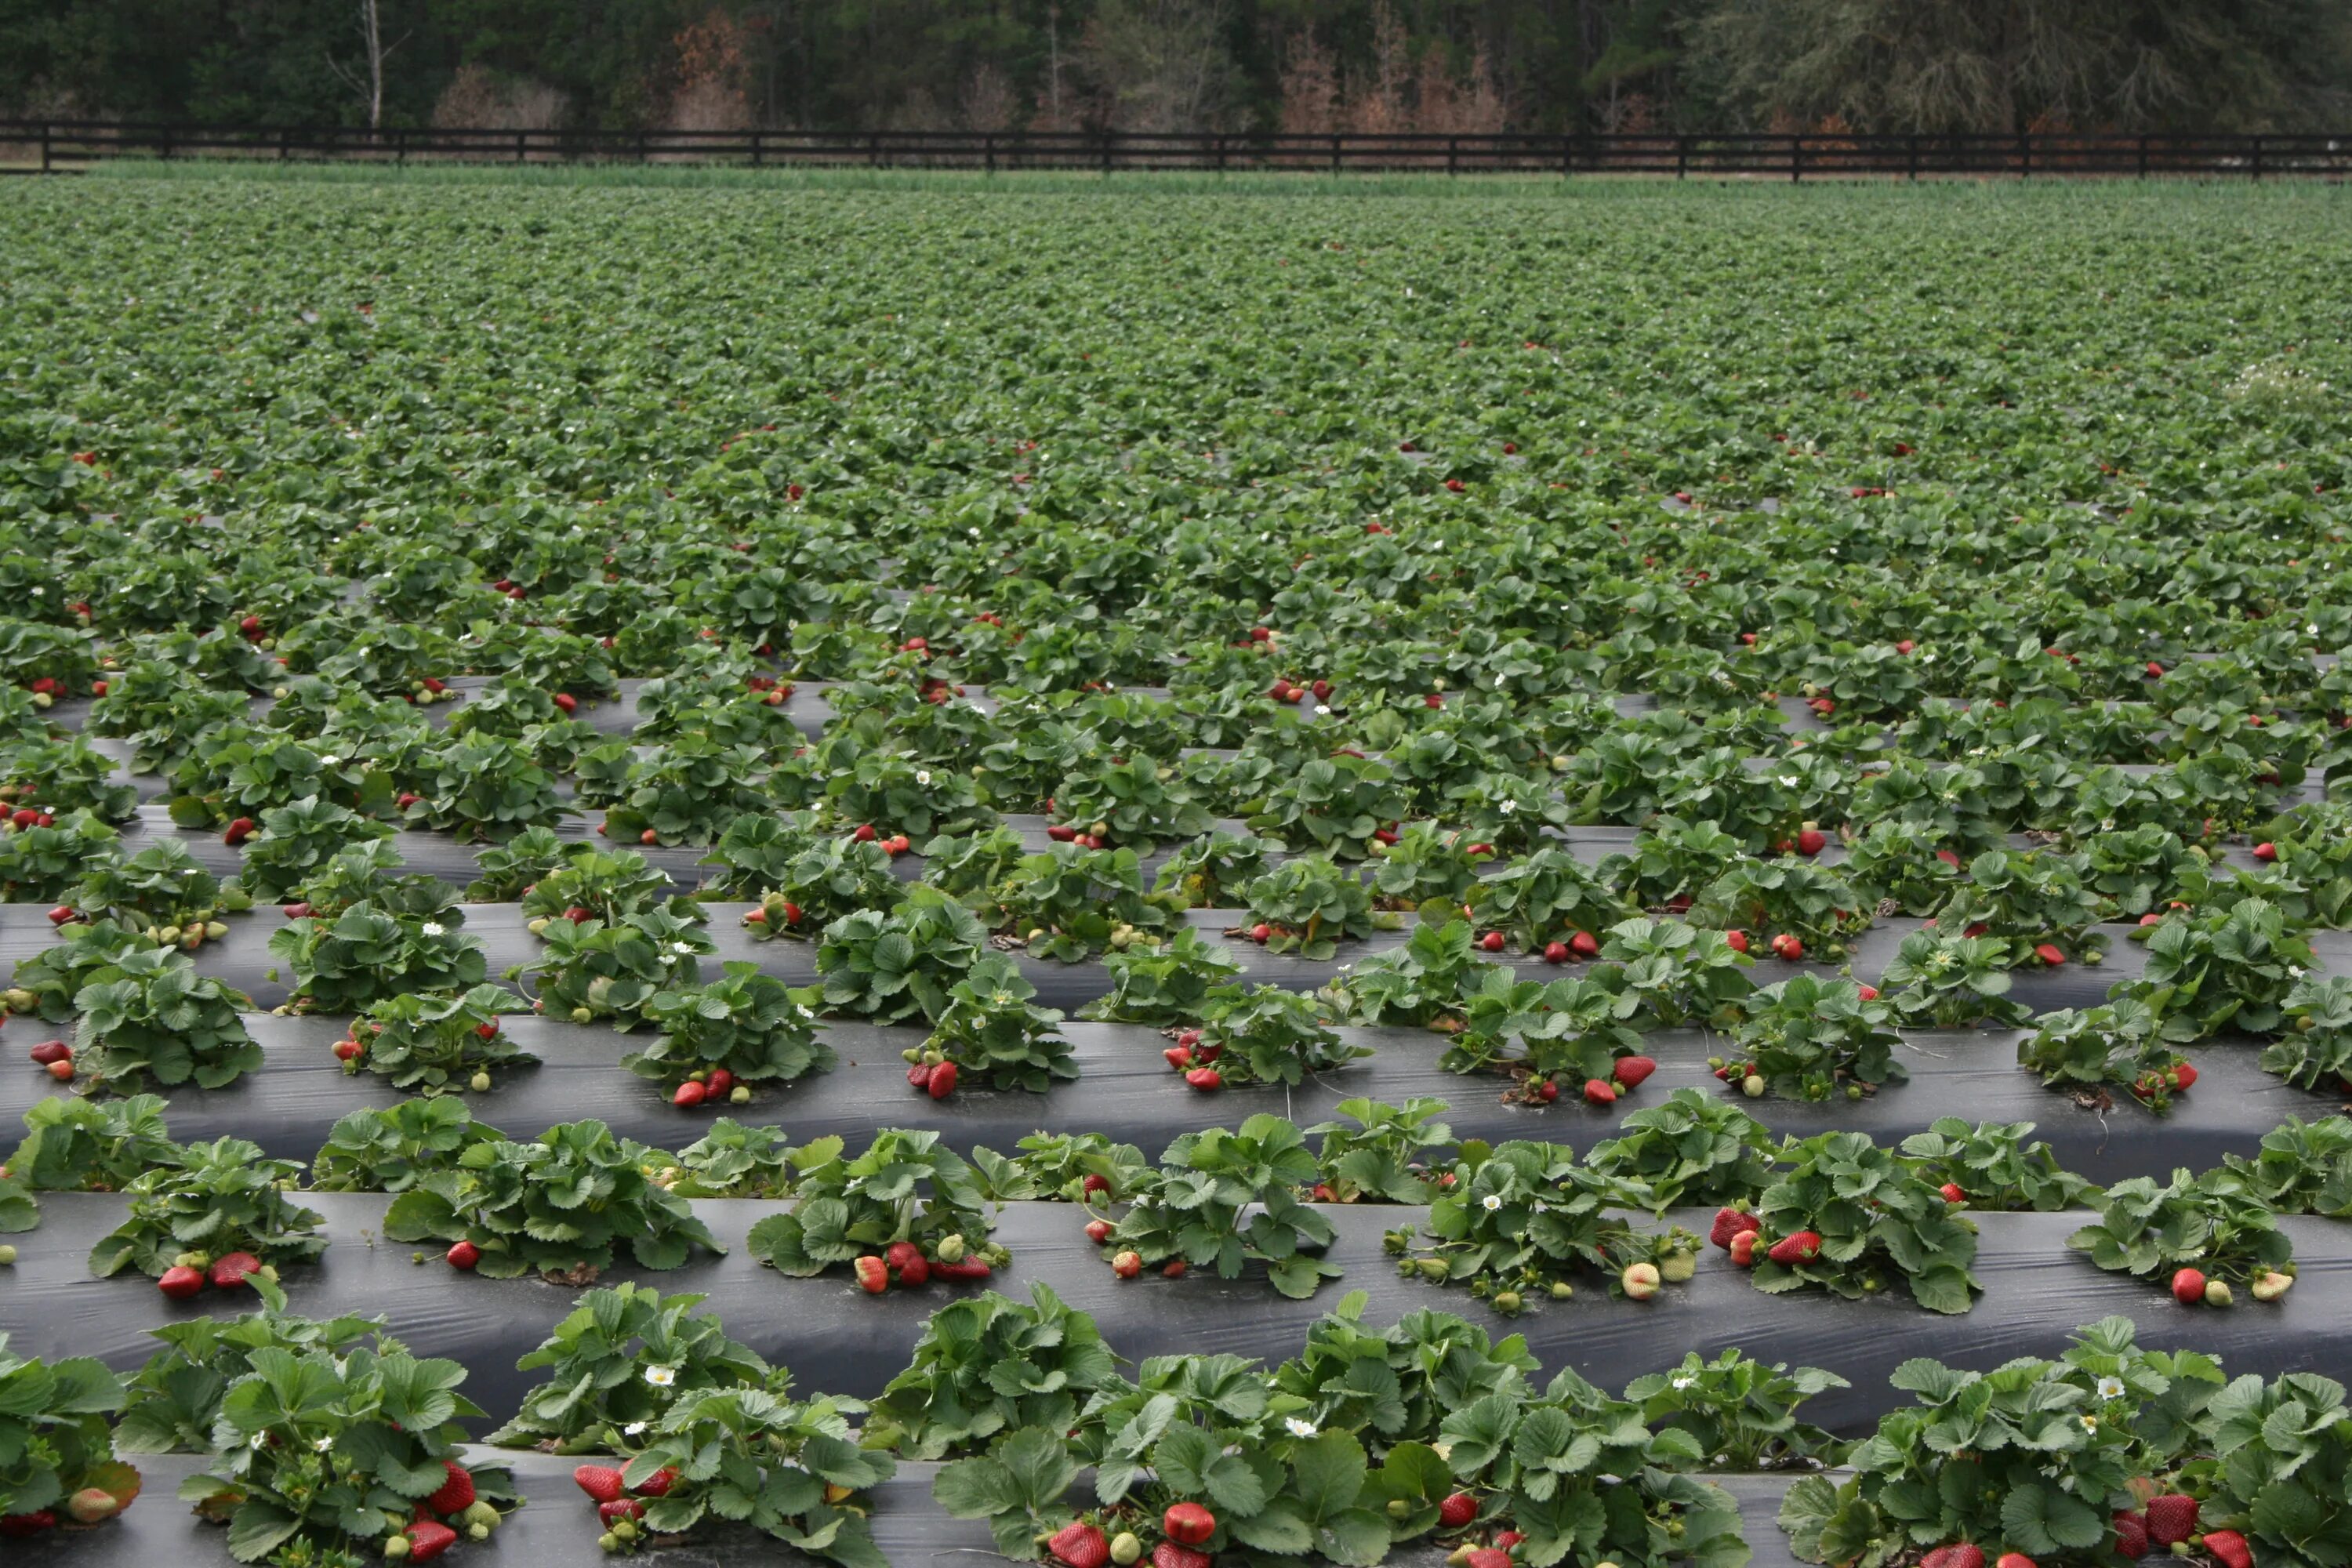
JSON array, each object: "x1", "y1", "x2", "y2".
[
  {"x1": 1325, "y1": 917, "x2": 1496, "y2": 1027},
  {"x1": 343, "y1": 985, "x2": 533, "y2": 1094},
  {"x1": 1601, "y1": 815, "x2": 1748, "y2": 909},
  {"x1": 630, "y1": 963, "x2": 832, "y2": 1100},
  {"x1": 309, "y1": 1098, "x2": 503, "y2": 1192},
  {"x1": 2191, "y1": 1366, "x2": 2352, "y2": 1566},
  {"x1": 234, "y1": 796, "x2": 394, "y2": 902},
  {"x1": 1364, "y1": 820, "x2": 1483, "y2": 909},
  {"x1": 383, "y1": 1119, "x2": 724, "y2": 1279},
  {"x1": 2068, "y1": 1167, "x2": 2296, "y2": 1304},
  {"x1": 1049, "y1": 753, "x2": 1214, "y2": 847},
  {"x1": 70, "y1": 943, "x2": 261, "y2": 1092},
  {"x1": 2263, "y1": 975, "x2": 2352, "y2": 1091},
  {"x1": 2018, "y1": 999, "x2": 2200, "y2": 1112},
  {"x1": 2079, "y1": 825, "x2": 2216, "y2": 919},
  {"x1": 2214, "y1": 1115, "x2": 2352, "y2": 1217},
  {"x1": 269, "y1": 895, "x2": 487, "y2": 1012},
  {"x1": 993, "y1": 844, "x2": 1178, "y2": 960},
  {"x1": 914, "y1": 953, "x2": 1074, "y2": 1094},
  {"x1": 489, "y1": 1282, "x2": 783, "y2": 1450},
  {"x1": 1399, "y1": 1142, "x2": 1697, "y2": 1312},
  {"x1": 1270, "y1": 1290, "x2": 1539, "y2": 1445},
  {"x1": 1585, "y1": 1088, "x2": 1780, "y2": 1210},
  {"x1": 4, "y1": 1092, "x2": 176, "y2": 1192},
  {"x1": 183, "y1": 1339, "x2": 516, "y2": 1565},
  {"x1": 0, "y1": 1334, "x2": 137, "y2": 1542},
  {"x1": 518, "y1": 845, "x2": 688, "y2": 926},
  {"x1": 1469, "y1": 846, "x2": 1632, "y2": 954},
  {"x1": 1726, "y1": 975, "x2": 1907, "y2": 1102},
  {"x1": 1745, "y1": 1131, "x2": 1980, "y2": 1315},
  {"x1": 167, "y1": 728, "x2": 390, "y2": 829},
  {"x1": 88, "y1": 1136, "x2": 326, "y2": 1283},
  {"x1": 463, "y1": 823, "x2": 573, "y2": 902},
  {"x1": 970, "y1": 1130, "x2": 1152, "y2": 1205},
  {"x1": 737, "y1": 833, "x2": 902, "y2": 938},
  {"x1": 1185, "y1": 983, "x2": 1365, "y2": 1088},
  {"x1": 743, "y1": 1129, "x2": 1005, "y2": 1281},
  {"x1": 1107, "y1": 1115, "x2": 1342, "y2": 1298},
  {"x1": 1243, "y1": 854, "x2": 1377, "y2": 958},
  {"x1": 866, "y1": 1283, "x2": 1128, "y2": 1459},
  {"x1": 396, "y1": 731, "x2": 564, "y2": 841},
  {"x1": 1878, "y1": 931, "x2": 2030, "y2": 1029},
  {"x1": 524, "y1": 908, "x2": 713, "y2": 1029},
  {"x1": 1249, "y1": 753, "x2": 1411, "y2": 859},
  {"x1": 1599, "y1": 917, "x2": 1757, "y2": 1029},
  {"x1": 0, "y1": 808, "x2": 122, "y2": 903},
  {"x1": 2132, "y1": 897, "x2": 2314, "y2": 1036},
  {"x1": 1835, "y1": 820, "x2": 1964, "y2": 916},
  {"x1": 1926, "y1": 847, "x2": 2108, "y2": 965},
  {"x1": 815, "y1": 885, "x2": 988, "y2": 1023},
  {"x1": 662, "y1": 1116, "x2": 798, "y2": 1198},
  {"x1": 113, "y1": 1306, "x2": 405, "y2": 1456},
  {"x1": 1692, "y1": 858, "x2": 1867, "y2": 959},
  {"x1": 1896, "y1": 1118, "x2": 2095, "y2": 1211},
  {"x1": 818, "y1": 746, "x2": 993, "y2": 841},
  {"x1": 1152, "y1": 828, "x2": 1279, "y2": 907},
  {"x1": 1306, "y1": 1096, "x2": 1456, "y2": 1203},
  {"x1": 1623, "y1": 1350, "x2": 1849, "y2": 1469},
  {"x1": 3, "y1": 735, "x2": 138, "y2": 821},
  {"x1": 1080, "y1": 925, "x2": 1244, "y2": 1025},
  {"x1": 1442, "y1": 969, "x2": 1643, "y2": 1097},
  {"x1": 1779, "y1": 1316, "x2": 2226, "y2": 1567}
]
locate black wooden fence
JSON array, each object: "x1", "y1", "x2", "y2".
[{"x1": 2, "y1": 122, "x2": 2348, "y2": 180}]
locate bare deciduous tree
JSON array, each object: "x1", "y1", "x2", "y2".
[
  {"x1": 1076, "y1": 0, "x2": 1237, "y2": 132},
  {"x1": 327, "y1": 0, "x2": 405, "y2": 130}
]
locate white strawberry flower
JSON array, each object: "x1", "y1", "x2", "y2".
[
  {"x1": 1481, "y1": 1193, "x2": 1504, "y2": 1212},
  {"x1": 672, "y1": 942, "x2": 697, "y2": 957},
  {"x1": 314, "y1": 1436, "x2": 334, "y2": 1451},
  {"x1": 1672, "y1": 1375, "x2": 1697, "y2": 1391},
  {"x1": 2096, "y1": 1375, "x2": 2125, "y2": 1399},
  {"x1": 1285, "y1": 1417, "x2": 1318, "y2": 1438},
  {"x1": 420, "y1": 921, "x2": 445, "y2": 937},
  {"x1": 1498, "y1": 799, "x2": 1515, "y2": 815},
  {"x1": 623, "y1": 1421, "x2": 648, "y2": 1436},
  {"x1": 915, "y1": 770, "x2": 932, "y2": 786},
  {"x1": 644, "y1": 1365, "x2": 677, "y2": 1388}
]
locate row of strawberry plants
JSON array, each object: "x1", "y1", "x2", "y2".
[
  {"x1": 5, "y1": 1094, "x2": 2345, "y2": 1327},
  {"x1": 5, "y1": 1269, "x2": 2336, "y2": 1568}
]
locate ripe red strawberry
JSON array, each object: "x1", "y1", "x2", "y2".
[
  {"x1": 1479, "y1": 931, "x2": 1507, "y2": 953},
  {"x1": 551, "y1": 691, "x2": 578, "y2": 713},
  {"x1": 1463, "y1": 1552, "x2": 1512, "y2": 1568},
  {"x1": 2146, "y1": 661, "x2": 2164, "y2": 678},
  {"x1": 2201, "y1": 1530, "x2": 2252, "y2": 1568},
  {"x1": 1535, "y1": 1078, "x2": 1559, "y2": 1102},
  {"x1": 1163, "y1": 1502, "x2": 1216, "y2": 1545},
  {"x1": 1940, "y1": 1183, "x2": 1966, "y2": 1204},
  {"x1": 1729, "y1": 1231, "x2": 1760, "y2": 1266},
  {"x1": 1771, "y1": 933, "x2": 1805, "y2": 960},
  {"x1": 424, "y1": 1461, "x2": 475, "y2": 1516},
  {"x1": 673, "y1": 1080, "x2": 707, "y2": 1107},
  {"x1": 1709, "y1": 1207, "x2": 1761, "y2": 1247},
  {"x1": 1163, "y1": 1045, "x2": 1192, "y2": 1069},
  {"x1": 2143, "y1": 1495, "x2": 2198, "y2": 1548},
  {"x1": 1437, "y1": 1490, "x2": 1478, "y2": 1528},
  {"x1": 223, "y1": 817, "x2": 256, "y2": 845},
  {"x1": 0, "y1": 1511, "x2": 57, "y2": 1537},
  {"x1": 2169, "y1": 1062, "x2": 2198, "y2": 1091},
  {"x1": 209, "y1": 1251, "x2": 264, "y2": 1290},
  {"x1": 1723, "y1": 929, "x2": 1749, "y2": 953},
  {"x1": 1582, "y1": 1077, "x2": 1617, "y2": 1105},
  {"x1": 45, "y1": 905, "x2": 74, "y2": 925},
  {"x1": 1085, "y1": 1218, "x2": 1112, "y2": 1244},
  {"x1": 1795, "y1": 828, "x2": 1827, "y2": 855},
  {"x1": 1570, "y1": 931, "x2": 1599, "y2": 957},
  {"x1": 1613, "y1": 1055, "x2": 1657, "y2": 1091},
  {"x1": 885, "y1": 1240, "x2": 924, "y2": 1274},
  {"x1": 1543, "y1": 940, "x2": 1570, "y2": 964},
  {"x1": 1184, "y1": 1067, "x2": 1222, "y2": 1092},
  {"x1": 2111, "y1": 1511, "x2": 2149, "y2": 1559},
  {"x1": 405, "y1": 1519, "x2": 459, "y2": 1563},
  {"x1": 1857, "y1": 985, "x2": 1879, "y2": 1000},
  {"x1": 158, "y1": 1265, "x2": 205, "y2": 1300},
  {"x1": 855, "y1": 1256, "x2": 889, "y2": 1294},
  {"x1": 447, "y1": 1240, "x2": 480, "y2": 1270},
  {"x1": 1111, "y1": 1250, "x2": 1143, "y2": 1279},
  {"x1": 1162, "y1": 1259, "x2": 1187, "y2": 1278},
  {"x1": 597, "y1": 1498, "x2": 645, "y2": 1525},
  {"x1": 1152, "y1": 1547, "x2": 1212, "y2": 1568},
  {"x1": 2252, "y1": 841, "x2": 2278, "y2": 862},
  {"x1": 2172, "y1": 1267, "x2": 2208, "y2": 1305},
  {"x1": 1082, "y1": 1173, "x2": 1112, "y2": 1197},
  {"x1": 927, "y1": 1061, "x2": 958, "y2": 1099},
  {"x1": 907, "y1": 1063, "x2": 931, "y2": 1087},
  {"x1": 1049, "y1": 1522, "x2": 1112, "y2": 1568},
  {"x1": 1250, "y1": 923, "x2": 1272, "y2": 943},
  {"x1": 852, "y1": 823, "x2": 877, "y2": 843},
  {"x1": 633, "y1": 1465, "x2": 680, "y2": 1497},
  {"x1": 1995, "y1": 1554, "x2": 2036, "y2": 1568},
  {"x1": 27, "y1": 1040, "x2": 70, "y2": 1065},
  {"x1": 1921, "y1": 1548, "x2": 1984, "y2": 1568},
  {"x1": 2034, "y1": 942, "x2": 2067, "y2": 966},
  {"x1": 1768, "y1": 1230, "x2": 1823, "y2": 1264},
  {"x1": 934, "y1": 1257, "x2": 993, "y2": 1281}
]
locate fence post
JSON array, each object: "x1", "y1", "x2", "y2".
[
  {"x1": 1214, "y1": 132, "x2": 1226, "y2": 175},
  {"x1": 40, "y1": 122, "x2": 51, "y2": 173},
  {"x1": 1907, "y1": 134, "x2": 1918, "y2": 181},
  {"x1": 1101, "y1": 131, "x2": 1112, "y2": 176},
  {"x1": 1790, "y1": 135, "x2": 1801, "y2": 183},
  {"x1": 1676, "y1": 134, "x2": 1688, "y2": 180},
  {"x1": 2250, "y1": 134, "x2": 2263, "y2": 181},
  {"x1": 1447, "y1": 136, "x2": 1458, "y2": 176},
  {"x1": 1560, "y1": 132, "x2": 1571, "y2": 178},
  {"x1": 869, "y1": 131, "x2": 880, "y2": 167},
  {"x1": 1330, "y1": 135, "x2": 1340, "y2": 176},
  {"x1": 751, "y1": 130, "x2": 763, "y2": 169},
  {"x1": 2138, "y1": 134, "x2": 2149, "y2": 179},
  {"x1": 2018, "y1": 131, "x2": 2030, "y2": 177}
]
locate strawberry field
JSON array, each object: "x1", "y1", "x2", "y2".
[{"x1": 1, "y1": 173, "x2": 2350, "y2": 1568}]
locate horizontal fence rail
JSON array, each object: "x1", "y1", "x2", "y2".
[{"x1": 2, "y1": 122, "x2": 2350, "y2": 179}]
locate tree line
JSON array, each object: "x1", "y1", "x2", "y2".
[{"x1": 4, "y1": 0, "x2": 2348, "y2": 137}]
